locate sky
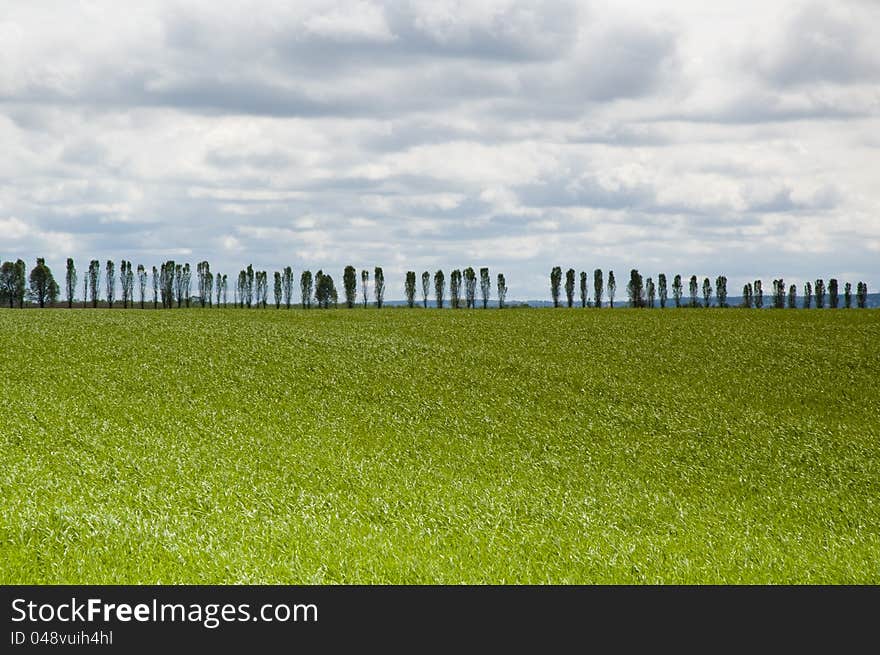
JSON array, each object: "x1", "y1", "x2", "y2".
[{"x1": 1, "y1": 0, "x2": 878, "y2": 300}]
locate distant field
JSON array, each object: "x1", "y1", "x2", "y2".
[{"x1": 1, "y1": 308, "x2": 878, "y2": 583}]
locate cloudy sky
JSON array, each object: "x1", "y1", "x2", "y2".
[{"x1": 1, "y1": 0, "x2": 878, "y2": 300}]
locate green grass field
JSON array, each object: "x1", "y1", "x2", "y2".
[{"x1": 1, "y1": 308, "x2": 878, "y2": 583}]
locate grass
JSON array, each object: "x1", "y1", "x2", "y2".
[{"x1": 0, "y1": 307, "x2": 878, "y2": 583}]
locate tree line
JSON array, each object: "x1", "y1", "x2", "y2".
[
  {"x1": 0, "y1": 258, "x2": 512, "y2": 310},
  {"x1": 547, "y1": 267, "x2": 870, "y2": 309},
  {"x1": 0, "y1": 257, "x2": 870, "y2": 310}
]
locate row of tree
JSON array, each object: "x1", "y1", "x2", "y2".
[
  {"x1": 0, "y1": 258, "x2": 512, "y2": 310},
  {"x1": 548, "y1": 268, "x2": 871, "y2": 309},
  {"x1": 0, "y1": 257, "x2": 870, "y2": 309}
]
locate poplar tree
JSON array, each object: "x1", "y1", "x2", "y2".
[
  {"x1": 754, "y1": 280, "x2": 763, "y2": 309},
  {"x1": 856, "y1": 282, "x2": 868, "y2": 309},
  {"x1": 689, "y1": 275, "x2": 698, "y2": 308},
  {"x1": 646, "y1": 277, "x2": 656, "y2": 308},
  {"x1": 815, "y1": 279, "x2": 826, "y2": 308},
  {"x1": 497, "y1": 273, "x2": 507, "y2": 309},
  {"x1": 88, "y1": 260, "x2": 100, "y2": 308},
  {"x1": 672, "y1": 274, "x2": 683, "y2": 308},
  {"x1": 550, "y1": 267, "x2": 562, "y2": 307},
  {"x1": 450, "y1": 269, "x2": 462, "y2": 309},
  {"x1": 658, "y1": 273, "x2": 668, "y2": 308},
  {"x1": 343, "y1": 265, "x2": 357, "y2": 308},
  {"x1": 361, "y1": 269, "x2": 369, "y2": 308},
  {"x1": 282, "y1": 267, "x2": 294, "y2": 309},
  {"x1": 593, "y1": 269, "x2": 603, "y2": 308},
  {"x1": 715, "y1": 275, "x2": 727, "y2": 308},
  {"x1": 274, "y1": 271, "x2": 282, "y2": 309},
  {"x1": 829, "y1": 278, "x2": 839, "y2": 309},
  {"x1": 151, "y1": 266, "x2": 159, "y2": 309},
  {"x1": 13, "y1": 259, "x2": 26, "y2": 308},
  {"x1": 421, "y1": 271, "x2": 430, "y2": 308},
  {"x1": 479, "y1": 267, "x2": 491, "y2": 309},
  {"x1": 405, "y1": 271, "x2": 417, "y2": 308},
  {"x1": 564, "y1": 268, "x2": 575, "y2": 308},
  {"x1": 0, "y1": 261, "x2": 15, "y2": 308},
  {"x1": 742, "y1": 283, "x2": 753, "y2": 308},
  {"x1": 434, "y1": 270, "x2": 445, "y2": 309},
  {"x1": 702, "y1": 277, "x2": 712, "y2": 308},
  {"x1": 137, "y1": 265, "x2": 147, "y2": 309},
  {"x1": 106, "y1": 260, "x2": 115, "y2": 308},
  {"x1": 607, "y1": 271, "x2": 616, "y2": 308},
  {"x1": 579, "y1": 271, "x2": 587, "y2": 308},
  {"x1": 627, "y1": 269, "x2": 645, "y2": 308},
  {"x1": 803, "y1": 282, "x2": 812, "y2": 309},
  {"x1": 300, "y1": 271, "x2": 313, "y2": 309},
  {"x1": 787, "y1": 284, "x2": 797, "y2": 309},
  {"x1": 65, "y1": 258, "x2": 77, "y2": 308},
  {"x1": 463, "y1": 267, "x2": 477, "y2": 308},
  {"x1": 374, "y1": 267, "x2": 385, "y2": 308},
  {"x1": 844, "y1": 282, "x2": 852, "y2": 309}
]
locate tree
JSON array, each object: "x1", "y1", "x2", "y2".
[
  {"x1": 300, "y1": 271, "x2": 313, "y2": 309},
  {"x1": 772, "y1": 279, "x2": 785, "y2": 309},
  {"x1": 497, "y1": 273, "x2": 507, "y2": 309},
  {"x1": 106, "y1": 260, "x2": 115, "y2": 308},
  {"x1": 434, "y1": 270, "x2": 445, "y2": 309},
  {"x1": 0, "y1": 261, "x2": 15, "y2": 308},
  {"x1": 742, "y1": 283, "x2": 752, "y2": 308},
  {"x1": 479, "y1": 267, "x2": 491, "y2": 309},
  {"x1": 593, "y1": 269, "x2": 604, "y2": 308},
  {"x1": 182, "y1": 263, "x2": 192, "y2": 307},
  {"x1": 216, "y1": 274, "x2": 227, "y2": 308},
  {"x1": 607, "y1": 271, "x2": 616, "y2": 308},
  {"x1": 343, "y1": 265, "x2": 357, "y2": 308},
  {"x1": 702, "y1": 277, "x2": 712, "y2": 308},
  {"x1": 236, "y1": 270, "x2": 245, "y2": 308},
  {"x1": 646, "y1": 277, "x2": 656, "y2": 308},
  {"x1": 197, "y1": 261, "x2": 212, "y2": 307},
  {"x1": 829, "y1": 278, "x2": 839, "y2": 309},
  {"x1": 374, "y1": 267, "x2": 385, "y2": 308},
  {"x1": 658, "y1": 273, "x2": 668, "y2": 309},
  {"x1": 160, "y1": 261, "x2": 175, "y2": 308},
  {"x1": 88, "y1": 260, "x2": 100, "y2": 308},
  {"x1": 421, "y1": 271, "x2": 430, "y2": 308},
  {"x1": 788, "y1": 284, "x2": 797, "y2": 309},
  {"x1": 627, "y1": 269, "x2": 645, "y2": 308},
  {"x1": 715, "y1": 275, "x2": 728, "y2": 308},
  {"x1": 245, "y1": 265, "x2": 254, "y2": 308},
  {"x1": 28, "y1": 258, "x2": 59, "y2": 308},
  {"x1": 174, "y1": 264, "x2": 184, "y2": 308},
  {"x1": 579, "y1": 271, "x2": 588, "y2": 308},
  {"x1": 256, "y1": 271, "x2": 268, "y2": 308},
  {"x1": 274, "y1": 271, "x2": 283, "y2": 309},
  {"x1": 689, "y1": 275, "x2": 698, "y2": 308},
  {"x1": 314, "y1": 270, "x2": 337, "y2": 308},
  {"x1": 844, "y1": 282, "x2": 852, "y2": 309},
  {"x1": 82, "y1": 269, "x2": 88, "y2": 309},
  {"x1": 463, "y1": 267, "x2": 477, "y2": 309},
  {"x1": 754, "y1": 279, "x2": 763, "y2": 309},
  {"x1": 404, "y1": 271, "x2": 417, "y2": 308},
  {"x1": 815, "y1": 279, "x2": 826, "y2": 309},
  {"x1": 282, "y1": 267, "x2": 294, "y2": 309},
  {"x1": 119, "y1": 261, "x2": 132, "y2": 308},
  {"x1": 450, "y1": 269, "x2": 462, "y2": 309},
  {"x1": 564, "y1": 268, "x2": 575, "y2": 308},
  {"x1": 856, "y1": 282, "x2": 868, "y2": 309},
  {"x1": 137, "y1": 265, "x2": 147, "y2": 309},
  {"x1": 151, "y1": 266, "x2": 159, "y2": 309},
  {"x1": 672, "y1": 274, "x2": 683, "y2": 308},
  {"x1": 803, "y1": 282, "x2": 812, "y2": 309},
  {"x1": 550, "y1": 267, "x2": 562, "y2": 307},
  {"x1": 361, "y1": 269, "x2": 369, "y2": 308},
  {"x1": 13, "y1": 259, "x2": 25, "y2": 308},
  {"x1": 65, "y1": 258, "x2": 77, "y2": 308}
]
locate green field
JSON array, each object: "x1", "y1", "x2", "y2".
[{"x1": 1, "y1": 308, "x2": 878, "y2": 583}]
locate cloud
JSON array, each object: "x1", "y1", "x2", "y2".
[{"x1": 0, "y1": 1, "x2": 877, "y2": 297}]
